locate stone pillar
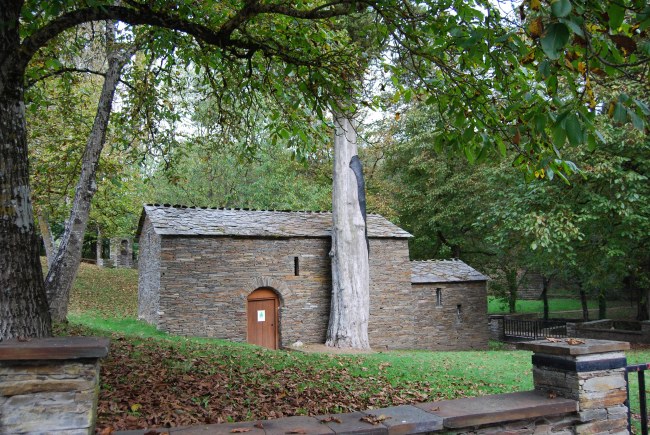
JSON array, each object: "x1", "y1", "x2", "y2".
[
  {"x1": 518, "y1": 339, "x2": 630, "y2": 434},
  {"x1": 96, "y1": 228, "x2": 104, "y2": 267},
  {"x1": 110, "y1": 237, "x2": 133, "y2": 268},
  {"x1": 566, "y1": 322, "x2": 578, "y2": 337},
  {"x1": 0, "y1": 337, "x2": 110, "y2": 434},
  {"x1": 488, "y1": 315, "x2": 505, "y2": 341}
]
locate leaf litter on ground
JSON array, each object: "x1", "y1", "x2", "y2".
[{"x1": 55, "y1": 322, "x2": 515, "y2": 432}]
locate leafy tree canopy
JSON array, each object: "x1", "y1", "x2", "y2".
[{"x1": 16, "y1": 0, "x2": 650, "y2": 177}]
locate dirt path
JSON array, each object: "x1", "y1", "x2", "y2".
[{"x1": 288, "y1": 343, "x2": 376, "y2": 355}]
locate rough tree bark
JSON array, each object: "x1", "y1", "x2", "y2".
[
  {"x1": 36, "y1": 208, "x2": 56, "y2": 268},
  {"x1": 0, "y1": 3, "x2": 53, "y2": 340},
  {"x1": 45, "y1": 23, "x2": 135, "y2": 321},
  {"x1": 326, "y1": 115, "x2": 371, "y2": 349}
]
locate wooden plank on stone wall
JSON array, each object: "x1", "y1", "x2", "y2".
[{"x1": 0, "y1": 337, "x2": 110, "y2": 360}]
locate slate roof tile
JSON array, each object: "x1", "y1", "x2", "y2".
[
  {"x1": 141, "y1": 204, "x2": 412, "y2": 239},
  {"x1": 411, "y1": 260, "x2": 489, "y2": 283}
]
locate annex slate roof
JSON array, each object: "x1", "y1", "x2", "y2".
[
  {"x1": 411, "y1": 260, "x2": 489, "y2": 283},
  {"x1": 140, "y1": 204, "x2": 412, "y2": 239}
]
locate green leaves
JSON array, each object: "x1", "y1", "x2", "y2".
[
  {"x1": 607, "y1": 95, "x2": 649, "y2": 132},
  {"x1": 564, "y1": 114, "x2": 583, "y2": 146},
  {"x1": 551, "y1": 0, "x2": 572, "y2": 18},
  {"x1": 607, "y1": 3, "x2": 626, "y2": 30},
  {"x1": 540, "y1": 23, "x2": 570, "y2": 59}
]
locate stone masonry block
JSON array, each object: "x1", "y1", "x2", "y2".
[
  {"x1": 575, "y1": 416, "x2": 627, "y2": 434},
  {"x1": 578, "y1": 389, "x2": 627, "y2": 409},
  {"x1": 606, "y1": 405, "x2": 628, "y2": 419},
  {"x1": 2, "y1": 392, "x2": 95, "y2": 431},
  {"x1": 0, "y1": 378, "x2": 96, "y2": 396},
  {"x1": 581, "y1": 374, "x2": 626, "y2": 393},
  {"x1": 532, "y1": 423, "x2": 551, "y2": 434},
  {"x1": 577, "y1": 408, "x2": 606, "y2": 422}
]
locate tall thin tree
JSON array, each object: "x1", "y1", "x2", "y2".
[{"x1": 45, "y1": 21, "x2": 137, "y2": 321}]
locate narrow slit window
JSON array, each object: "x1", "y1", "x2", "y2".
[
  {"x1": 294, "y1": 256, "x2": 300, "y2": 276},
  {"x1": 457, "y1": 304, "x2": 463, "y2": 321},
  {"x1": 435, "y1": 288, "x2": 442, "y2": 307}
]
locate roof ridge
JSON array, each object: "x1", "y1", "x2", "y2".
[
  {"x1": 142, "y1": 204, "x2": 413, "y2": 239},
  {"x1": 145, "y1": 203, "x2": 332, "y2": 214},
  {"x1": 413, "y1": 259, "x2": 461, "y2": 263}
]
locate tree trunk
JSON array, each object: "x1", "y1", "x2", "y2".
[
  {"x1": 505, "y1": 268, "x2": 518, "y2": 314},
  {"x1": 36, "y1": 208, "x2": 56, "y2": 268},
  {"x1": 326, "y1": 114, "x2": 370, "y2": 349},
  {"x1": 45, "y1": 25, "x2": 134, "y2": 321},
  {"x1": 541, "y1": 275, "x2": 551, "y2": 321},
  {"x1": 96, "y1": 227, "x2": 103, "y2": 265},
  {"x1": 598, "y1": 289, "x2": 606, "y2": 319},
  {"x1": 0, "y1": 4, "x2": 53, "y2": 340},
  {"x1": 579, "y1": 288, "x2": 589, "y2": 321}
]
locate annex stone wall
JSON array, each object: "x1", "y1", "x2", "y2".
[{"x1": 412, "y1": 281, "x2": 488, "y2": 350}]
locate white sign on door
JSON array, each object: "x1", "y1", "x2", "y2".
[{"x1": 257, "y1": 310, "x2": 266, "y2": 322}]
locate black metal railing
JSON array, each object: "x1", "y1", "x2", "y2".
[
  {"x1": 503, "y1": 318, "x2": 568, "y2": 340},
  {"x1": 626, "y1": 363, "x2": 650, "y2": 435}
]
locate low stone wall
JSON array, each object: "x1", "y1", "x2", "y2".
[
  {"x1": 0, "y1": 337, "x2": 109, "y2": 434},
  {"x1": 567, "y1": 319, "x2": 650, "y2": 344},
  {"x1": 412, "y1": 281, "x2": 488, "y2": 351}
]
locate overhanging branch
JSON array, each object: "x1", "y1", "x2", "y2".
[{"x1": 19, "y1": 2, "x2": 359, "y2": 73}]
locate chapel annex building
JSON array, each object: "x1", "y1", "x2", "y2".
[{"x1": 137, "y1": 204, "x2": 488, "y2": 351}]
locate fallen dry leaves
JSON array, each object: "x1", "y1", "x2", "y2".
[
  {"x1": 86, "y1": 333, "x2": 456, "y2": 432},
  {"x1": 319, "y1": 416, "x2": 342, "y2": 424},
  {"x1": 360, "y1": 414, "x2": 391, "y2": 425},
  {"x1": 566, "y1": 338, "x2": 585, "y2": 346},
  {"x1": 545, "y1": 337, "x2": 586, "y2": 346}
]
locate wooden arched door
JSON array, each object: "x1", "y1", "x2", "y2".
[{"x1": 247, "y1": 288, "x2": 279, "y2": 350}]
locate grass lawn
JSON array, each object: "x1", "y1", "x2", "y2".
[
  {"x1": 63, "y1": 263, "x2": 650, "y2": 431},
  {"x1": 487, "y1": 296, "x2": 634, "y2": 319}
]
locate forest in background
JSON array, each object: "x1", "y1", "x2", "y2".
[{"x1": 32, "y1": 83, "x2": 650, "y2": 320}]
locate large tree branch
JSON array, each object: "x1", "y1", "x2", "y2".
[
  {"x1": 26, "y1": 67, "x2": 105, "y2": 88},
  {"x1": 18, "y1": 2, "x2": 358, "y2": 73}
]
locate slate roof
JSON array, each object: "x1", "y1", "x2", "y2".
[
  {"x1": 139, "y1": 204, "x2": 412, "y2": 239},
  {"x1": 411, "y1": 259, "x2": 489, "y2": 283}
]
